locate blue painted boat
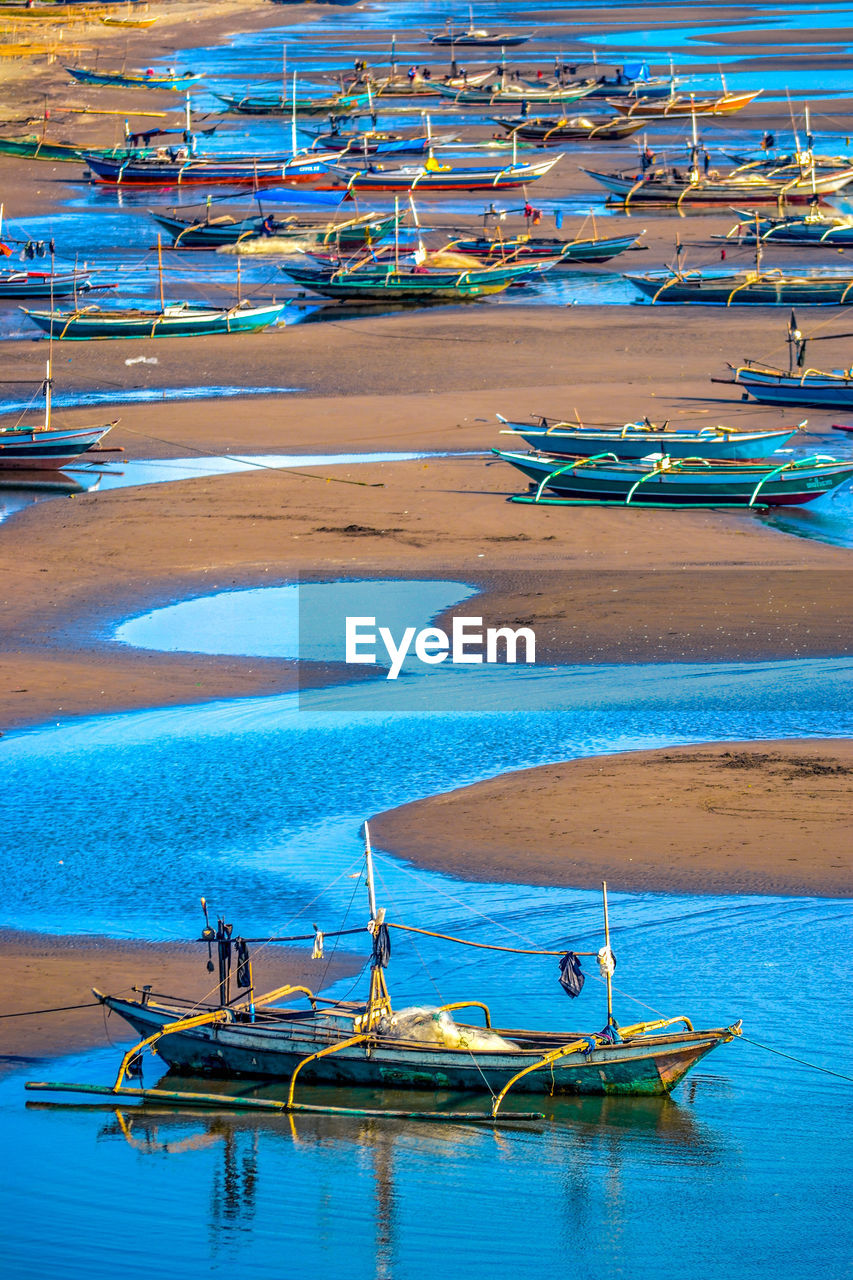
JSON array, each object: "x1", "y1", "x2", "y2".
[
  {"x1": 493, "y1": 448, "x2": 853, "y2": 506},
  {"x1": 66, "y1": 66, "x2": 203, "y2": 91},
  {"x1": 499, "y1": 417, "x2": 801, "y2": 460},
  {"x1": 21, "y1": 300, "x2": 287, "y2": 340}
]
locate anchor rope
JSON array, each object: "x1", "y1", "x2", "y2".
[
  {"x1": 110, "y1": 422, "x2": 388, "y2": 488},
  {"x1": 738, "y1": 1035, "x2": 853, "y2": 1083},
  {"x1": 0, "y1": 999, "x2": 102, "y2": 1018}
]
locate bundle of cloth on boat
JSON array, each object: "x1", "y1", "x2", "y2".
[
  {"x1": 378, "y1": 1006, "x2": 518, "y2": 1052},
  {"x1": 558, "y1": 946, "x2": 617, "y2": 998},
  {"x1": 558, "y1": 950, "x2": 585, "y2": 998}
]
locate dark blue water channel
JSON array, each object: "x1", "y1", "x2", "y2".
[{"x1": 0, "y1": 576, "x2": 851, "y2": 1277}]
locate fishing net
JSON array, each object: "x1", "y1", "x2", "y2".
[{"x1": 380, "y1": 1006, "x2": 517, "y2": 1051}]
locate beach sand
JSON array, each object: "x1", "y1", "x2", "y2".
[{"x1": 371, "y1": 739, "x2": 853, "y2": 898}]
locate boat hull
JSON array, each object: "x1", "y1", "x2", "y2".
[
  {"x1": 84, "y1": 153, "x2": 339, "y2": 186},
  {"x1": 451, "y1": 232, "x2": 641, "y2": 265},
  {"x1": 103, "y1": 996, "x2": 729, "y2": 1097},
  {"x1": 627, "y1": 272, "x2": 853, "y2": 305},
  {"x1": 67, "y1": 66, "x2": 202, "y2": 91},
  {"x1": 583, "y1": 167, "x2": 853, "y2": 204},
  {"x1": 735, "y1": 367, "x2": 853, "y2": 407},
  {"x1": 510, "y1": 424, "x2": 798, "y2": 459},
  {"x1": 611, "y1": 91, "x2": 761, "y2": 118},
  {"x1": 0, "y1": 423, "x2": 112, "y2": 468},
  {"x1": 282, "y1": 264, "x2": 521, "y2": 300},
  {"x1": 495, "y1": 449, "x2": 853, "y2": 506},
  {"x1": 22, "y1": 303, "x2": 287, "y2": 339},
  {"x1": 66, "y1": 67, "x2": 201, "y2": 90},
  {"x1": 0, "y1": 271, "x2": 94, "y2": 298},
  {"x1": 328, "y1": 159, "x2": 557, "y2": 192}
]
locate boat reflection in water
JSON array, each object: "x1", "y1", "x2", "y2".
[{"x1": 73, "y1": 1081, "x2": 727, "y2": 1271}]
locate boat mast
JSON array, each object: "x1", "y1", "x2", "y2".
[
  {"x1": 157, "y1": 232, "x2": 165, "y2": 312},
  {"x1": 602, "y1": 880, "x2": 615, "y2": 1027},
  {"x1": 291, "y1": 71, "x2": 298, "y2": 158},
  {"x1": 362, "y1": 821, "x2": 392, "y2": 1029}
]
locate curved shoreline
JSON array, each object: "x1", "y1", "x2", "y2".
[{"x1": 370, "y1": 740, "x2": 853, "y2": 899}]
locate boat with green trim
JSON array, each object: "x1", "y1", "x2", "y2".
[
  {"x1": 21, "y1": 299, "x2": 287, "y2": 340},
  {"x1": 493, "y1": 448, "x2": 853, "y2": 506},
  {"x1": 24, "y1": 826, "x2": 742, "y2": 1117},
  {"x1": 213, "y1": 89, "x2": 371, "y2": 116},
  {"x1": 150, "y1": 208, "x2": 400, "y2": 251},
  {"x1": 66, "y1": 66, "x2": 203, "y2": 91},
  {"x1": 445, "y1": 229, "x2": 643, "y2": 266},
  {"x1": 626, "y1": 267, "x2": 853, "y2": 305},
  {"x1": 282, "y1": 258, "x2": 541, "y2": 301}
]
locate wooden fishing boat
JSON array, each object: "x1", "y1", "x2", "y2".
[
  {"x1": 720, "y1": 207, "x2": 853, "y2": 246},
  {"x1": 213, "y1": 90, "x2": 371, "y2": 117},
  {"x1": 611, "y1": 90, "x2": 761, "y2": 118},
  {"x1": 66, "y1": 66, "x2": 203, "y2": 91},
  {"x1": 725, "y1": 313, "x2": 853, "y2": 406},
  {"x1": 428, "y1": 20, "x2": 531, "y2": 46},
  {"x1": 83, "y1": 151, "x2": 340, "y2": 186},
  {"x1": 493, "y1": 114, "x2": 646, "y2": 143},
  {"x1": 282, "y1": 258, "x2": 540, "y2": 301},
  {"x1": 0, "y1": 134, "x2": 85, "y2": 162},
  {"x1": 498, "y1": 416, "x2": 800, "y2": 460},
  {"x1": 327, "y1": 155, "x2": 560, "y2": 193},
  {"x1": 494, "y1": 448, "x2": 853, "y2": 507},
  {"x1": 25, "y1": 826, "x2": 742, "y2": 1119},
  {"x1": 0, "y1": 361, "x2": 115, "y2": 470},
  {"x1": 582, "y1": 163, "x2": 853, "y2": 205},
  {"x1": 0, "y1": 269, "x2": 99, "y2": 298},
  {"x1": 100, "y1": 14, "x2": 158, "y2": 27},
  {"x1": 431, "y1": 80, "x2": 594, "y2": 106},
  {"x1": 444, "y1": 229, "x2": 643, "y2": 266},
  {"x1": 21, "y1": 299, "x2": 287, "y2": 340},
  {"x1": 626, "y1": 267, "x2": 853, "y2": 306},
  {"x1": 309, "y1": 129, "x2": 458, "y2": 156},
  {"x1": 150, "y1": 209, "x2": 400, "y2": 250},
  {"x1": 732, "y1": 362, "x2": 853, "y2": 406}
]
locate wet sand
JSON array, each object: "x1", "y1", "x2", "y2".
[
  {"x1": 2, "y1": 304, "x2": 852, "y2": 732},
  {"x1": 371, "y1": 740, "x2": 853, "y2": 898},
  {"x1": 0, "y1": 928, "x2": 363, "y2": 1076}
]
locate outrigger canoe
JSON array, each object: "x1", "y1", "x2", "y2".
[
  {"x1": 66, "y1": 66, "x2": 203, "y2": 91},
  {"x1": 213, "y1": 90, "x2": 371, "y2": 117},
  {"x1": 0, "y1": 421, "x2": 114, "y2": 469},
  {"x1": 498, "y1": 416, "x2": 801, "y2": 459},
  {"x1": 150, "y1": 209, "x2": 400, "y2": 250},
  {"x1": 611, "y1": 90, "x2": 761, "y2": 118},
  {"x1": 731, "y1": 362, "x2": 853, "y2": 407},
  {"x1": 282, "y1": 259, "x2": 542, "y2": 301},
  {"x1": 83, "y1": 151, "x2": 341, "y2": 186},
  {"x1": 21, "y1": 300, "x2": 287, "y2": 340},
  {"x1": 493, "y1": 114, "x2": 646, "y2": 143},
  {"x1": 493, "y1": 448, "x2": 853, "y2": 506},
  {"x1": 626, "y1": 268, "x2": 853, "y2": 305},
  {"x1": 327, "y1": 155, "x2": 560, "y2": 193},
  {"x1": 0, "y1": 269, "x2": 100, "y2": 298},
  {"x1": 25, "y1": 825, "x2": 743, "y2": 1120},
  {"x1": 445, "y1": 230, "x2": 643, "y2": 265},
  {"x1": 582, "y1": 164, "x2": 853, "y2": 205}
]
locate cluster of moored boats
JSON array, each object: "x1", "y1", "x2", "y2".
[{"x1": 2, "y1": 16, "x2": 853, "y2": 508}]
